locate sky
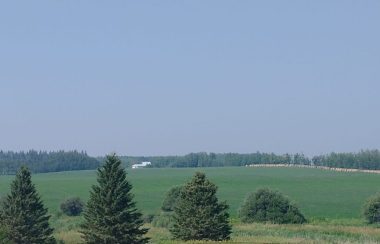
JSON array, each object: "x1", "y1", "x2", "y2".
[{"x1": 0, "y1": 1, "x2": 379, "y2": 156}]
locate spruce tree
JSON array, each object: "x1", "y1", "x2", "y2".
[
  {"x1": 1, "y1": 166, "x2": 55, "y2": 244},
  {"x1": 170, "y1": 172, "x2": 231, "y2": 241},
  {"x1": 81, "y1": 154, "x2": 149, "y2": 244}
]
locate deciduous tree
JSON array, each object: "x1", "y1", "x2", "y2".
[{"x1": 239, "y1": 188, "x2": 306, "y2": 224}]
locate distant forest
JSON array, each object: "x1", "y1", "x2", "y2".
[
  {"x1": 119, "y1": 150, "x2": 380, "y2": 170},
  {"x1": 1, "y1": 149, "x2": 380, "y2": 175},
  {"x1": 0, "y1": 150, "x2": 99, "y2": 174}
]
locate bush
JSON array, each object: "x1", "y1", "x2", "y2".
[
  {"x1": 239, "y1": 188, "x2": 306, "y2": 224},
  {"x1": 363, "y1": 193, "x2": 380, "y2": 223},
  {"x1": 60, "y1": 197, "x2": 84, "y2": 216},
  {"x1": 152, "y1": 212, "x2": 175, "y2": 228},
  {"x1": 161, "y1": 186, "x2": 183, "y2": 212}
]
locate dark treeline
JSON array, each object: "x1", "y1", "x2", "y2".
[
  {"x1": 312, "y1": 150, "x2": 380, "y2": 170},
  {"x1": 118, "y1": 152, "x2": 310, "y2": 168},
  {"x1": 0, "y1": 150, "x2": 99, "y2": 174},
  {"x1": 119, "y1": 150, "x2": 380, "y2": 170},
  {"x1": 1, "y1": 150, "x2": 380, "y2": 175}
]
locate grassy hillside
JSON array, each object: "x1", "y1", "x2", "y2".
[{"x1": 1, "y1": 167, "x2": 380, "y2": 243}]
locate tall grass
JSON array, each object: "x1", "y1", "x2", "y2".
[{"x1": 55, "y1": 222, "x2": 380, "y2": 244}]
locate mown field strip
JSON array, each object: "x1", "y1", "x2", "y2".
[{"x1": 248, "y1": 164, "x2": 380, "y2": 174}]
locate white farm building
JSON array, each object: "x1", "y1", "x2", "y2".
[{"x1": 131, "y1": 161, "x2": 151, "y2": 169}]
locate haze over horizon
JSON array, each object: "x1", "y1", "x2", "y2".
[{"x1": 1, "y1": 1, "x2": 379, "y2": 157}]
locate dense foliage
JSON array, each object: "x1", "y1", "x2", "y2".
[
  {"x1": 171, "y1": 172, "x2": 231, "y2": 241},
  {"x1": 363, "y1": 193, "x2": 380, "y2": 224},
  {"x1": 0, "y1": 150, "x2": 99, "y2": 174},
  {"x1": 161, "y1": 186, "x2": 183, "y2": 212},
  {"x1": 239, "y1": 188, "x2": 306, "y2": 224},
  {"x1": 0, "y1": 166, "x2": 56, "y2": 243},
  {"x1": 60, "y1": 197, "x2": 84, "y2": 216},
  {"x1": 81, "y1": 154, "x2": 149, "y2": 244}
]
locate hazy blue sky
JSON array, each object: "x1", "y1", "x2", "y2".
[{"x1": 0, "y1": 1, "x2": 379, "y2": 156}]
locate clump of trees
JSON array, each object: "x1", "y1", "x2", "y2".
[
  {"x1": 60, "y1": 197, "x2": 84, "y2": 216},
  {"x1": 170, "y1": 172, "x2": 231, "y2": 241},
  {"x1": 0, "y1": 166, "x2": 56, "y2": 243},
  {"x1": 363, "y1": 193, "x2": 380, "y2": 224},
  {"x1": 81, "y1": 154, "x2": 149, "y2": 244},
  {"x1": 239, "y1": 188, "x2": 306, "y2": 224}
]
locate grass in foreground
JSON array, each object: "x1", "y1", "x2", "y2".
[{"x1": 54, "y1": 221, "x2": 380, "y2": 244}]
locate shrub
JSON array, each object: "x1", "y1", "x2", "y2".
[
  {"x1": 152, "y1": 212, "x2": 175, "y2": 228},
  {"x1": 170, "y1": 172, "x2": 231, "y2": 241},
  {"x1": 161, "y1": 186, "x2": 183, "y2": 212},
  {"x1": 60, "y1": 197, "x2": 84, "y2": 216},
  {"x1": 363, "y1": 193, "x2": 380, "y2": 223},
  {"x1": 239, "y1": 188, "x2": 306, "y2": 224}
]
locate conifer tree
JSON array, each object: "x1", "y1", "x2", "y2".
[
  {"x1": 170, "y1": 172, "x2": 231, "y2": 241},
  {"x1": 1, "y1": 166, "x2": 55, "y2": 244},
  {"x1": 81, "y1": 154, "x2": 149, "y2": 244}
]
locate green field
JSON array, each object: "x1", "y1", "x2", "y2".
[{"x1": 1, "y1": 167, "x2": 380, "y2": 243}]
